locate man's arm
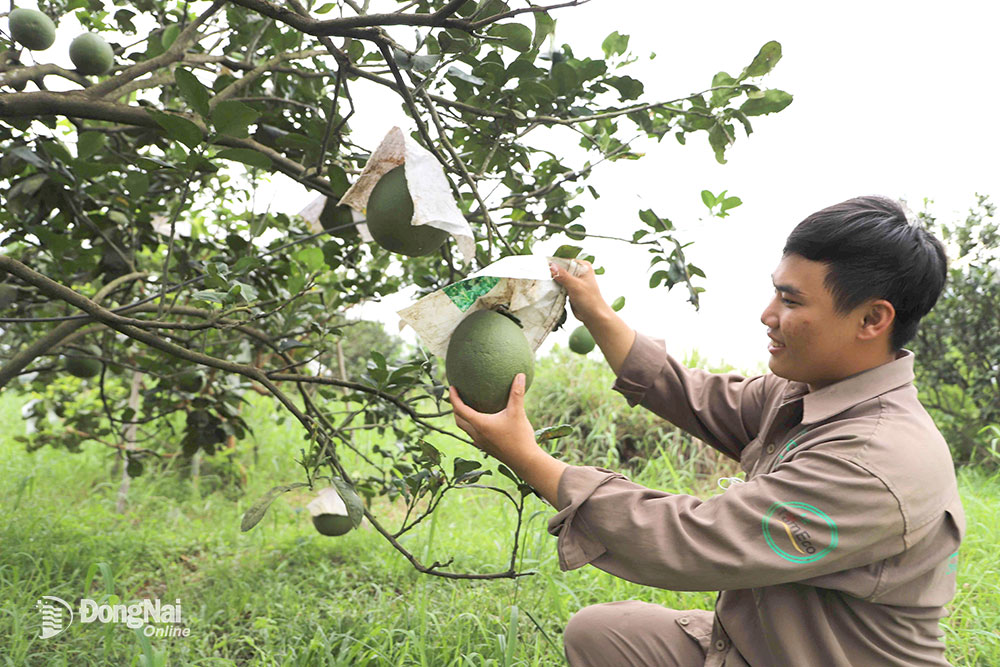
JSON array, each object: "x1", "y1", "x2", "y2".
[
  {"x1": 550, "y1": 260, "x2": 635, "y2": 375},
  {"x1": 449, "y1": 375, "x2": 566, "y2": 506}
]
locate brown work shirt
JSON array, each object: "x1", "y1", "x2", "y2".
[{"x1": 548, "y1": 332, "x2": 965, "y2": 666}]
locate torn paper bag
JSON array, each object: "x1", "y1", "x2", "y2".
[
  {"x1": 397, "y1": 255, "x2": 586, "y2": 358},
  {"x1": 338, "y1": 126, "x2": 475, "y2": 263}
]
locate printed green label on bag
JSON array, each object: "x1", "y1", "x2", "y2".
[{"x1": 442, "y1": 276, "x2": 501, "y2": 312}]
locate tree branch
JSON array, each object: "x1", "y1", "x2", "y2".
[{"x1": 86, "y1": 0, "x2": 226, "y2": 98}]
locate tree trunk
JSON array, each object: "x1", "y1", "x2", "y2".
[{"x1": 115, "y1": 369, "x2": 143, "y2": 514}]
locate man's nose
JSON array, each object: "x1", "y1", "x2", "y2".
[{"x1": 760, "y1": 298, "x2": 778, "y2": 328}]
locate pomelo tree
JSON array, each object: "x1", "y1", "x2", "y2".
[{"x1": 0, "y1": 0, "x2": 791, "y2": 578}]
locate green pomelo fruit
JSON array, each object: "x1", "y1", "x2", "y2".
[
  {"x1": 312, "y1": 513, "x2": 354, "y2": 536},
  {"x1": 9, "y1": 9, "x2": 56, "y2": 51},
  {"x1": 365, "y1": 165, "x2": 448, "y2": 257},
  {"x1": 320, "y1": 197, "x2": 357, "y2": 237},
  {"x1": 446, "y1": 309, "x2": 535, "y2": 414},
  {"x1": 69, "y1": 33, "x2": 114, "y2": 75},
  {"x1": 126, "y1": 458, "x2": 144, "y2": 477},
  {"x1": 0, "y1": 284, "x2": 17, "y2": 310},
  {"x1": 568, "y1": 326, "x2": 595, "y2": 354},
  {"x1": 65, "y1": 355, "x2": 101, "y2": 378},
  {"x1": 177, "y1": 370, "x2": 205, "y2": 393}
]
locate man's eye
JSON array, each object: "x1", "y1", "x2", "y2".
[{"x1": 781, "y1": 298, "x2": 797, "y2": 306}]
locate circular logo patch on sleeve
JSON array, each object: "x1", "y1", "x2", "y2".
[{"x1": 762, "y1": 501, "x2": 838, "y2": 563}]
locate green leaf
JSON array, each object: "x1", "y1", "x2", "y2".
[
  {"x1": 532, "y1": 11, "x2": 555, "y2": 51},
  {"x1": 240, "y1": 482, "x2": 309, "y2": 531},
  {"x1": 331, "y1": 477, "x2": 365, "y2": 528},
  {"x1": 740, "y1": 89, "x2": 793, "y2": 116},
  {"x1": 455, "y1": 469, "x2": 492, "y2": 484},
  {"x1": 77, "y1": 131, "x2": 106, "y2": 160},
  {"x1": 314, "y1": 2, "x2": 336, "y2": 13},
  {"x1": 497, "y1": 464, "x2": 520, "y2": 484},
  {"x1": 175, "y1": 68, "x2": 211, "y2": 118},
  {"x1": 552, "y1": 244, "x2": 581, "y2": 259},
  {"x1": 124, "y1": 171, "x2": 149, "y2": 197},
  {"x1": 161, "y1": 24, "x2": 180, "y2": 50},
  {"x1": 605, "y1": 75, "x2": 643, "y2": 101},
  {"x1": 601, "y1": 31, "x2": 629, "y2": 58},
  {"x1": 710, "y1": 71, "x2": 740, "y2": 106},
  {"x1": 708, "y1": 122, "x2": 731, "y2": 164},
  {"x1": 638, "y1": 208, "x2": 670, "y2": 232},
  {"x1": 216, "y1": 148, "x2": 272, "y2": 170},
  {"x1": 611, "y1": 296, "x2": 625, "y2": 312},
  {"x1": 453, "y1": 457, "x2": 481, "y2": 479},
  {"x1": 149, "y1": 111, "x2": 203, "y2": 149},
  {"x1": 701, "y1": 190, "x2": 717, "y2": 208},
  {"x1": 191, "y1": 290, "x2": 227, "y2": 304},
  {"x1": 295, "y1": 246, "x2": 326, "y2": 272},
  {"x1": 743, "y1": 40, "x2": 782, "y2": 78},
  {"x1": 418, "y1": 440, "x2": 441, "y2": 465},
  {"x1": 534, "y1": 424, "x2": 572, "y2": 442},
  {"x1": 446, "y1": 66, "x2": 485, "y2": 86},
  {"x1": 411, "y1": 54, "x2": 441, "y2": 72},
  {"x1": 720, "y1": 196, "x2": 743, "y2": 213},
  {"x1": 551, "y1": 61, "x2": 579, "y2": 97},
  {"x1": 231, "y1": 280, "x2": 258, "y2": 302},
  {"x1": 211, "y1": 101, "x2": 260, "y2": 138},
  {"x1": 488, "y1": 23, "x2": 533, "y2": 53}
]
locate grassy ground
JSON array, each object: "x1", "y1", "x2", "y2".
[{"x1": 1, "y1": 356, "x2": 998, "y2": 666}]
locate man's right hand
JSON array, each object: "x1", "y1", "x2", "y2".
[
  {"x1": 550, "y1": 259, "x2": 637, "y2": 375},
  {"x1": 549, "y1": 259, "x2": 610, "y2": 325}
]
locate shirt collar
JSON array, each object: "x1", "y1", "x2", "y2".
[{"x1": 780, "y1": 350, "x2": 916, "y2": 425}]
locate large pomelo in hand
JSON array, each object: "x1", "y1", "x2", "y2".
[
  {"x1": 446, "y1": 309, "x2": 535, "y2": 414},
  {"x1": 9, "y1": 9, "x2": 56, "y2": 51},
  {"x1": 69, "y1": 33, "x2": 114, "y2": 75},
  {"x1": 365, "y1": 165, "x2": 448, "y2": 257},
  {"x1": 568, "y1": 326, "x2": 595, "y2": 354}
]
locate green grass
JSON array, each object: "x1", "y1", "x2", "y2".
[{"x1": 1, "y1": 358, "x2": 998, "y2": 665}]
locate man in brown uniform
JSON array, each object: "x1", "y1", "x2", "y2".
[{"x1": 450, "y1": 196, "x2": 965, "y2": 666}]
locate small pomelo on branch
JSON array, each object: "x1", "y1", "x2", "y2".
[
  {"x1": 308, "y1": 487, "x2": 355, "y2": 536},
  {"x1": 365, "y1": 165, "x2": 448, "y2": 257},
  {"x1": 568, "y1": 326, "x2": 595, "y2": 354},
  {"x1": 69, "y1": 33, "x2": 114, "y2": 75},
  {"x1": 8, "y1": 8, "x2": 57, "y2": 51},
  {"x1": 63, "y1": 345, "x2": 102, "y2": 378},
  {"x1": 176, "y1": 370, "x2": 205, "y2": 393},
  {"x1": 446, "y1": 309, "x2": 535, "y2": 414}
]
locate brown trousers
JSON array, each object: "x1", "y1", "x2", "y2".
[{"x1": 564, "y1": 602, "x2": 714, "y2": 667}]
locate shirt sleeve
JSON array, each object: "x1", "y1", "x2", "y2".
[
  {"x1": 546, "y1": 448, "x2": 906, "y2": 593},
  {"x1": 612, "y1": 332, "x2": 769, "y2": 460}
]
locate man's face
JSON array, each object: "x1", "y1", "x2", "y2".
[{"x1": 760, "y1": 254, "x2": 867, "y2": 389}]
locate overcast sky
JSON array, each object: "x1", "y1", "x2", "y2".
[
  {"x1": 312, "y1": 1, "x2": 997, "y2": 371},
  {"x1": 35, "y1": 0, "x2": 995, "y2": 372}
]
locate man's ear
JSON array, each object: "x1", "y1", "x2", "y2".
[{"x1": 858, "y1": 299, "x2": 895, "y2": 341}]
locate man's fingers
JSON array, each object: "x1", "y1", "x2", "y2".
[{"x1": 506, "y1": 373, "x2": 526, "y2": 412}]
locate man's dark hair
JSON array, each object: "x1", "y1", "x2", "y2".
[{"x1": 783, "y1": 195, "x2": 948, "y2": 350}]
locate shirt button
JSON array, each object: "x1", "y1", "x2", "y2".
[
  {"x1": 678, "y1": 617, "x2": 689, "y2": 626},
  {"x1": 715, "y1": 640, "x2": 727, "y2": 651},
  {"x1": 765, "y1": 444, "x2": 775, "y2": 454}
]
